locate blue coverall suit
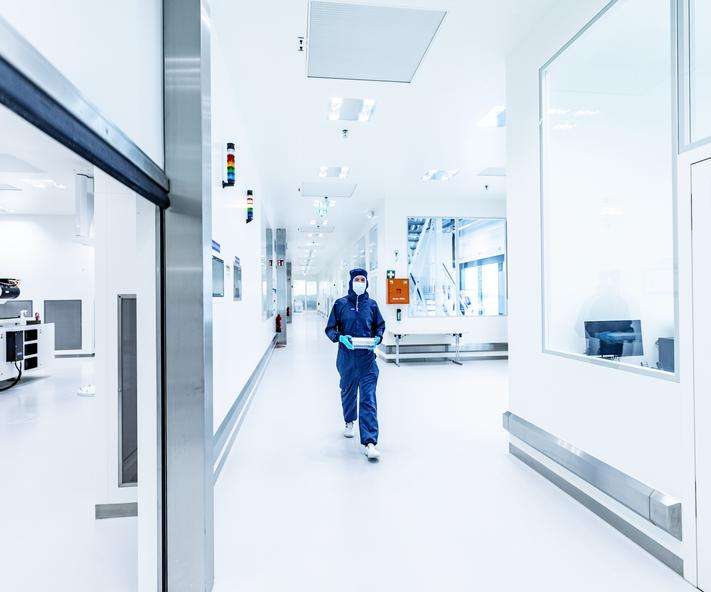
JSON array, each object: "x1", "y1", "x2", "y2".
[{"x1": 325, "y1": 268, "x2": 386, "y2": 446}]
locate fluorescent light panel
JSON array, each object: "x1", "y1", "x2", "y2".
[
  {"x1": 328, "y1": 98, "x2": 375, "y2": 122},
  {"x1": 319, "y1": 165, "x2": 350, "y2": 179},
  {"x1": 422, "y1": 169, "x2": 459, "y2": 181}
]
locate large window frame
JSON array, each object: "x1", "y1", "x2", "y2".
[
  {"x1": 538, "y1": 0, "x2": 680, "y2": 381},
  {"x1": 678, "y1": 0, "x2": 711, "y2": 151},
  {"x1": 406, "y1": 216, "x2": 508, "y2": 318}
]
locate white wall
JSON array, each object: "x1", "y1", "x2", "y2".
[
  {"x1": 210, "y1": 21, "x2": 276, "y2": 432},
  {"x1": 93, "y1": 169, "x2": 160, "y2": 592},
  {"x1": 0, "y1": 214, "x2": 94, "y2": 354},
  {"x1": 0, "y1": 0, "x2": 164, "y2": 165},
  {"x1": 506, "y1": 0, "x2": 697, "y2": 579}
]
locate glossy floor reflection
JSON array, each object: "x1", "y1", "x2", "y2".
[
  {"x1": 0, "y1": 358, "x2": 135, "y2": 592},
  {"x1": 213, "y1": 313, "x2": 692, "y2": 592}
]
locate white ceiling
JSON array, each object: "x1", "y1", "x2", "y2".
[
  {"x1": 0, "y1": 106, "x2": 90, "y2": 216},
  {"x1": 212, "y1": 0, "x2": 559, "y2": 276}
]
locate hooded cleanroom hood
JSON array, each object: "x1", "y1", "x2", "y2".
[{"x1": 348, "y1": 268, "x2": 369, "y2": 301}]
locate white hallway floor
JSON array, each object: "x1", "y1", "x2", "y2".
[
  {"x1": 214, "y1": 313, "x2": 692, "y2": 592},
  {"x1": 0, "y1": 358, "x2": 135, "y2": 592}
]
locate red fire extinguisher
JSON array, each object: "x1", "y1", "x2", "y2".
[{"x1": 276, "y1": 313, "x2": 282, "y2": 333}]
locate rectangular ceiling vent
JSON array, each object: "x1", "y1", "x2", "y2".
[
  {"x1": 307, "y1": 1, "x2": 446, "y2": 83},
  {"x1": 299, "y1": 181, "x2": 357, "y2": 198}
]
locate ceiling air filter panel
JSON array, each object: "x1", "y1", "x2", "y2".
[{"x1": 307, "y1": 1, "x2": 446, "y2": 83}]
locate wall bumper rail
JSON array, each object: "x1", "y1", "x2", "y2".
[
  {"x1": 212, "y1": 335, "x2": 278, "y2": 481},
  {"x1": 503, "y1": 411, "x2": 682, "y2": 541}
]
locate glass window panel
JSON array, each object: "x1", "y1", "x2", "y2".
[
  {"x1": 690, "y1": 0, "x2": 711, "y2": 143},
  {"x1": 233, "y1": 257, "x2": 242, "y2": 300},
  {"x1": 407, "y1": 217, "x2": 506, "y2": 317},
  {"x1": 292, "y1": 279, "x2": 306, "y2": 313},
  {"x1": 369, "y1": 272, "x2": 378, "y2": 302},
  {"x1": 541, "y1": 0, "x2": 675, "y2": 373},
  {"x1": 0, "y1": 103, "x2": 161, "y2": 589},
  {"x1": 352, "y1": 236, "x2": 366, "y2": 269},
  {"x1": 212, "y1": 256, "x2": 224, "y2": 297},
  {"x1": 306, "y1": 280, "x2": 318, "y2": 311},
  {"x1": 368, "y1": 225, "x2": 378, "y2": 271}
]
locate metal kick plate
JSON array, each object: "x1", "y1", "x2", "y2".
[{"x1": 503, "y1": 411, "x2": 682, "y2": 540}]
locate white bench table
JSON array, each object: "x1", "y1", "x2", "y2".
[{"x1": 384, "y1": 330, "x2": 467, "y2": 367}]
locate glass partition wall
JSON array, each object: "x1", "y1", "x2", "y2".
[
  {"x1": 685, "y1": 0, "x2": 711, "y2": 145},
  {"x1": 540, "y1": 0, "x2": 676, "y2": 374},
  {"x1": 0, "y1": 104, "x2": 161, "y2": 590},
  {"x1": 407, "y1": 217, "x2": 507, "y2": 317}
]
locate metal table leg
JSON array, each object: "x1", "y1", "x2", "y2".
[
  {"x1": 395, "y1": 334, "x2": 401, "y2": 367},
  {"x1": 451, "y1": 333, "x2": 463, "y2": 365}
]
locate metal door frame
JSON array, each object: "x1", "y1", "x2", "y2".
[
  {"x1": 688, "y1": 148, "x2": 711, "y2": 588},
  {"x1": 163, "y1": 0, "x2": 214, "y2": 590}
]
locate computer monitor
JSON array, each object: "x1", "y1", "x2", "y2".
[{"x1": 584, "y1": 320, "x2": 643, "y2": 358}]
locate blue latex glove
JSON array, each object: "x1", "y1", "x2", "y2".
[
  {"x1": 369, "y1": 336, "x2": 382, "y2": 351},
  {"x1": 339, "y1": 335, "x2": 355, "y2": 350}
]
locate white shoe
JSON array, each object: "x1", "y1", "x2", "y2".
[
  {"x1": 364, "y1": 443, "x2": 380, "y2": 460},
  {"x1": 343, "y1": 422, "x2": 355, "y2": 438}
]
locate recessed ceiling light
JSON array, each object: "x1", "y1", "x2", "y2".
[
  {"x1": 422, "y1": 169, "x2": 459, "y2": 181},
  {"x1": 477, "y1": 105, "x2": 506, "y2": 128},
  {"x1": 328, "y1": 98, "x2": 376, "y2": 122},
  {"x1": 318, "y1": 165, "x2": 350, "y2": 179},
  {"x1": 553, "y1": 122, "x2": 576, "y2": 131}
]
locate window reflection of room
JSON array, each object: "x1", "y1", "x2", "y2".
[{"x1": 540, "y1": 0, "x2": 675, "y2": 374}]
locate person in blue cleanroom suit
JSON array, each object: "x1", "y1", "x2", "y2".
[{"x1": 325, "y1": 268, "x2": 386, "y2": 460}]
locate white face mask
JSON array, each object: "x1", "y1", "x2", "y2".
[{"x1": 353, "y1": 281, "x2": 366, "y2": 296}]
